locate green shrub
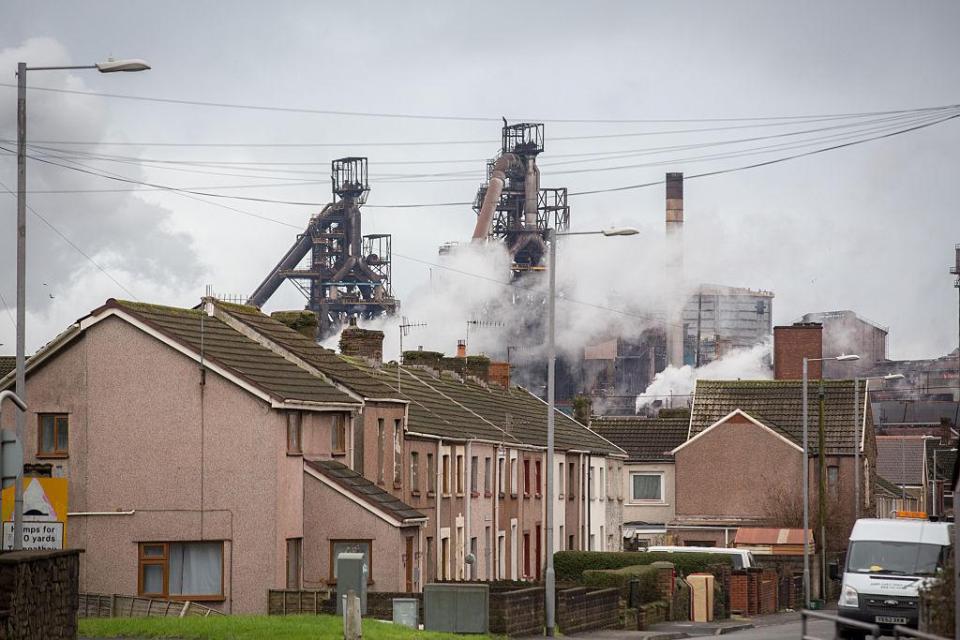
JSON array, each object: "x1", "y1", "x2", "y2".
[
  {"x1": 554, "y1": 551, "x2": 732, "y2": 582},
  {"x1": 581, "y1": 565, "x2": 660, "y2": 603}
]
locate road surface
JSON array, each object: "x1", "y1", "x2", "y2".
[{"x1": 722, "y1": 618, "x2": 841, "y2": 638}]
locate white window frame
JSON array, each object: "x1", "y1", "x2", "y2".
[{"x1": 629, "y1": 471, "x2": 665, "y2": 504}]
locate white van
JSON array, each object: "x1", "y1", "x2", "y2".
[
  {"x1": 642, "y1": 545, "x2": 756, "y2": 570},
  {"x1": 836, "y1": 518, "x2": 952, "y2": 638}
]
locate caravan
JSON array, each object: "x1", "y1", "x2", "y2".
[{"x1": 836, "y1": 518, "x2": 952, "y2": 638}]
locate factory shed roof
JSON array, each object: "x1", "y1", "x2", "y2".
[
  {"x1": 108, "y1": 300, "x2": 357, "y2": 406},
  {"x1": 689, "y1": 379, "x2": 869, "y2": 455},
  {"x1": 876, "y1": 436, "x2": 929, "y2": 487},
  {"x1": 591, "y1": 417, "x2": 689, "y2": 462},
  {"x1": 872, "y1": 400, "x2": 960, "y2": 427},
  {"x1": 304, "y1": 459, "x2": 425, "y2": 524}
]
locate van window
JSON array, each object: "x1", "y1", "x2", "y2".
[
  {"x1": 730, "y1": 554, "x2": 743, "y2": 570},
  {"x1": 847, "y1": 541, "x2": 947, "y2": 577}
]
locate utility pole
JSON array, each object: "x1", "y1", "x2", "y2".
[
  {"x1": 950, "y1": 242, "x2": 959, "y2": 637},
  {"x1": 818, "y1": 378, "x2": 827, "y2": 601}
]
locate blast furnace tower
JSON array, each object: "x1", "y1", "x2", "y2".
[
  {"x1": 247, "y1": 157, "x2": 398, "y2": 339},
  {"x1": 471, "y1": 122, "x2": 570, "y2": 278}
]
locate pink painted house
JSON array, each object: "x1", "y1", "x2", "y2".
[{"x1": 1, "y1": 297, "x2": 625, "y2": 613}]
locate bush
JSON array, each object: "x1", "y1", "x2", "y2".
[
  {"x1": 581, "y1": 565, "x2": 660, "y2": 604},
  {"x1": 554, "y1": 551, "x2": 732, "y2": 582}
]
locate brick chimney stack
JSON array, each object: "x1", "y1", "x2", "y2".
[
  {"x1": 339, "y1": 317, "x2": 384, "y2": 364},
  {"x1": 488, "y1": 361, "x2": 511, "y2": 388},
  {"x1": 774, "y1": 322, "x2": 823, "y2": 380}
]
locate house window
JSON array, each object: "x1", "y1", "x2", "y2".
[
  {"x1": 470, "y1": 455, "x2": 479, "y2": 494},
  {"x1": 331, "y1": 414, "x2": 346, "y2": 455},
  {"x1": 442, "y1": 454, "x2": 450, "y2": 495},
  {"x1": 599, "y1": 467, "x2": 605, "y2": 500},
  {"x1": 456, "y1": 454, "x2": 464, "y2": 494},
  {"x1": 828, "y1": 465, "x2": 839, "y2": 499},
  {"x1": 535, "y1": 460, "x2": 542, "y2": 497},
  {"x1": 38, "y1": 414, "x2": 68, "y2": 458},
  {"x1": 559, "y1": 462, "x2": 565, "y2": 498},
  {"x1": 376, "y1": 419, "x2": 385, "y2": 483},
  {"x1": 138, "y1": 542, "x2": 223, "y2": 600},
  {"x1": 483, "y1": 457, "x2": 492, "y2": 495},
  {"x1": 286, "y1": 538, "x2": 302, "y2": 589},
  {"x1": 498, "y1": 457, "x2": 505, "y2": 495},
  {"x1": 393, "y1": 421, "x2": 403, "y2": 486},
  {"x1": 510, "y1": 458, "x2": 518, "y2": 496},
  {"x1": 330, "y1": 540, "x2": 372, "y2": 583},
  {"x1": 568, "y1": 463, "x2": 576, "y2": 500},
  {"x1": 427, "y1": 453, "x2": 436, "y2": 494},
  {"x1": 410, "y1": 452, "x2": 420, "y2": 493},
  {"x1": 630, "y1": 473, "x2": 663, "y2": 502},
  {"x1": 523, "y1": 459, "x2": 531, "y2": 496}
]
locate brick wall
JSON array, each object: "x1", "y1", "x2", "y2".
[
  {"x1": 489, "y1": 587, "x2": 543, "y2": 636},
  {"x1": 774, "y1": 323, "x2": 822, "y2": 380},
  {"x1": 730, "y1": 572, "x2": 749, "y2": 615},
  {"x1": 0, "y1": 549, "x2": 81, "y2": 640},
  {"x1": 339, "y1": 323, "x2": 384, "y2": 362},
  {"x1": 557, "y1": 587, "x2": 620, "y2": 635}
]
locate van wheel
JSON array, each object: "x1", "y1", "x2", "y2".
[{"x1": 836, "y1": 624, "x2": 866, "y2": 640}]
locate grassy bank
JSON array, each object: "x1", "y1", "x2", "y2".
[{"x1": 79, "y1": 614, "x2": 499, "y2": 640}]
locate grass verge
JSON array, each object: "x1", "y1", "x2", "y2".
[{"x1": 79, "y1": 614, "x2": 500, "y2": 640}]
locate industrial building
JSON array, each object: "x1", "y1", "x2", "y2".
[
  {"x1": 247, "y1": 158, "x2": 399, "y2": 339},
  {"x1": 682, "y1": 284, "x2": 774, "y2": 367},
  {"x1": 799, "y1": 310, "x2": 888, "y2": 377}
]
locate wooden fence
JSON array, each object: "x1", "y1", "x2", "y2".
[
  {"x1": 267, "y1": 589, "x2": 333, "y2": 615},
  {"x1": 78, "y1": 593, "x2": 223, "y2": 618}
]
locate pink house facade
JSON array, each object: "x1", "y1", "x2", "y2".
[{"x1": 1, "y1": 297, "x2": 624, "y2": 612}]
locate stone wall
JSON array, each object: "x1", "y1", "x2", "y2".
[
  {"x1": 489, "y1": 587, "x2": 543, "y2": 637},
  {"x1": 557, "y1": 587, "x2": 619, "y2": 635},
  {"x1": 0, "y1": 549, "x2": 81, "y2": 640}
]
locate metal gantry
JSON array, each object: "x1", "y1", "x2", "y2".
[{"x1": 247, "y1": 157, "x2": 399, "y2": 339}]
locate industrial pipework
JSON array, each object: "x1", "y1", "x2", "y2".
[
  {"x1": 247, "y1": 157, "x2": 398, "y2": 340},
  {"x1": 471, "y1": 122, "x2": 569, "y2": 279}
]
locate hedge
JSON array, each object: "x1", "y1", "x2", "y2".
[{"x1": 554, "y1": 551, "x2": 732, "y2": 583}]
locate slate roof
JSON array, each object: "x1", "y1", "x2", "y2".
[
  {"x1": 214, "y1": 302, "x2": 400, "y2": 400},
  {"x1": 591, "y1": 417, "x2": 689, "y2": 462},
  {"x1": 927, "y1": 446, "x2": 957, "y2": 482},
  {"x1": 304, "y1": 458, "x2": 425, "y2": 523},
  {"x1": 111, "y1": 300, "x2": 356, "y2": 406},
  {"x1": 212, "y1": 303, "x2": 623, "y2": 456},
  {"x1": 0, "y1": 357, "x2": 15, "y2": 379},
  {"x1": 690, "y1": 379, "x2": 869, "y2": 455},
  {"x1": 876, "y1": 436, "x2": 929, "y2": 487},
  {"x1": 875, "y1": 474, "x2": 905, "y2": 497}
]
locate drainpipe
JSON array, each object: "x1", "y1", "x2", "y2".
[
  {"x1": 464, "y1": 439, "x2": 472, "y2": 580},
  {"x1": 436, "y1": 439, "x2": 442, "y2": 582}
]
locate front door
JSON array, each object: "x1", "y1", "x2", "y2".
[{"x1": 404, "y1": 536, "x2": 414, "y2": 592}]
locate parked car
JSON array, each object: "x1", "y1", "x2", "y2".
[
  {"x1": 641, "y1": 545, "x2": 757, "y2": 570},
  {"x1": 835, "y1": 518, "x2": 952, "y2": 639}
]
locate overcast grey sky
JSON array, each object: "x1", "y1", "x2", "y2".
[{"x1": 1, "y1": 1, "x2": 958, "y2": 359}]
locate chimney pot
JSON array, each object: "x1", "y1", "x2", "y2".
[{"x1": 456, "y1": 340, "x2": 467, "y2": 358}]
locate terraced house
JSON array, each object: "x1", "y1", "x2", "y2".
[{"x1": 1, "y1": 297, "x2": 624, "y2": 613}]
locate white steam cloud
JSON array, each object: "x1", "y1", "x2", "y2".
[{"x1": 634, "y1": 339, "x2": 773, "y2": 413}]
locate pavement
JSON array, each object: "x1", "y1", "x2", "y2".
[{"x1": 549, "y1": 611, "x2": 803, "y2": 639}]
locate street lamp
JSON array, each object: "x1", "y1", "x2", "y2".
[
  {"x1": 545, "y1": 226, "x2": 638, "y2": 635},
  {"x1": 11, "y1": 58, "x2": 150, "y2": 550},
  {"x1": 801, "y1": 353, "x2": 859, "y2": 608}
]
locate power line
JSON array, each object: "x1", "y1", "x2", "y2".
[
  {"x1": 2, "y1": 81, "x2": 955, "y2": 124},
  {"x1": 0, "y1": 179, "x2": 140, "y2": 300}
]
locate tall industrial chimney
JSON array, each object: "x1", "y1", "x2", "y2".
[{"x1": 665, "y1": 172, "x2": 685, "y2": 368}]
